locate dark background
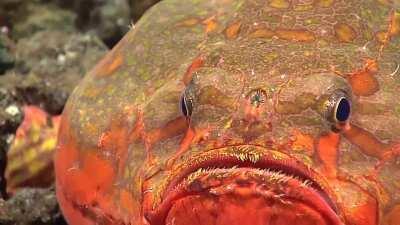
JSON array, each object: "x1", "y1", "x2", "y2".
[{"x1": 0, "y1": 1, "x2": 161, "y2": 224}]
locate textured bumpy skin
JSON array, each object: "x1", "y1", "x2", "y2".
[{"x1": 55, "y1": 1, "x2": 400, "y2": 225}]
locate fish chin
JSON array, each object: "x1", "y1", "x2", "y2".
[
  {"x1": 167, "y1": 191, "x2": 327, "y2": 225},
  {"x1": 154, "y1": 168, "x2": 343, "y2": 225}
]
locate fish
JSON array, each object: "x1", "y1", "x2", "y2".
[
  {"x1": 54, "y1": 0, "x2": 400, "y2": 224},
  {"x1": 5, "y1": 105, "x2": 60, "y2": 193}
]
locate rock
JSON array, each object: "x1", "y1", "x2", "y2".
[
  {"x1": 0, "y1": 187, "x2": 66, "y2": 225},
  {"x1": 10, "y1": 2, "x2": 76, "y2": 40},
  {"x1": 0, "y1": 0, "x2": 22, "y2": 28},
  {"x1": 130, "y1": 0, "x2": 161, "y2": 22},
  {"x1": 56, "y1": 0, "x2": 131, "y2": 47},
  {"x1": 1, "y1": 30, "x2": 107, "y2": 114},
  {"x1": 0, "y1": 88, "x2": 23, "y2": 199},
  {"x1": 0, "y1": 34, "x2": 15, "y2": 74}
]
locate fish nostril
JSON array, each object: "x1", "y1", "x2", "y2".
[
  {"x1": 247, "y1": 88, "x2": 268, "y2": 108},
  {"x1": 242, "y1": 88, "x2": 270, "y2": 124}
]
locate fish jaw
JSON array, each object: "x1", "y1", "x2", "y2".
[{"x1": 143, "y1": 145, "x2": 344, "y2": 225}]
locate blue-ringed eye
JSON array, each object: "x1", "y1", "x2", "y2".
[
  {"x1": 326, "y1": 89, "x2": 351, "y2": 123},
  {"x1": 335, "y1": 97, "x2": 350, "y2": 122}
]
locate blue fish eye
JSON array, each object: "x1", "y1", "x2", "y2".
[
  {"x1": 326, "y1": 89, "x2": 351, "y2": 124},
  {"x1": 335, "y1": 97, "x2": 350, "y2": 122}
]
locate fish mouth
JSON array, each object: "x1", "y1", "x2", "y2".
[{"x1": 144, "y1": 145, "x2": 344, "y2": 225}]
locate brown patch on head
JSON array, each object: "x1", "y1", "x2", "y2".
[
  {"x1": 269, "y1": 0, "x2": 291, "y2": 9},
  {"x1": 389, "y1": 11, "x2": 400, "y2": 36},
  {"x1": 248, "y1": 28, "x2": 275, "y2": 39},
  {"x1": 346, "y1": 60, "x2": 379, "y2": 96},
  {"x1": 95, "y1": 53, "x2": 123, "y2": 78},
  {"x1": 202, "y1": 16, "x2": 218, "y2": 34},
  {"x1": 183, "y1": 54, "x2": 205, "y2": 85},
  {"x1": 347, "y1": 71, "x2": 379, "y2": 96},
  {"x1": 275, "y1": 29, "x2": 316, "y2": 42},
  {"x1": 225, "y1": 21, "x2": 242, "y2": 40},
  {"x1": 315, "y1": 0, "x2": 335, "y2": 7},
  {"x1": 177, "y1": 18, "x2": 200, "y2": 27},
  {"x1": 334, "y1": 23, "x2": 357, "y2": 43}
]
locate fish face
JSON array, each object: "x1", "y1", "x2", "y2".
[{"x1": 54, "y1": 0, "x2": 400, "y2": 225}]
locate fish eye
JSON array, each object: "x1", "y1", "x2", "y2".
[
  {"x1": 334, "y1": 97, "x2": 350, "y2": 122},
  {"x1": 180, "y1": 93, "x2": 193, "y2": 117},
  {"x1": 326, "y1": 89, "x2": 351, "y2": 124}
]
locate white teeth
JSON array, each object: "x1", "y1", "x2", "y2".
[
  {"x1": 231, "y1": 150, "x2": 262, "y2": 163},
  {"x1": 182, "y1": 166, "x2": 315, "y2": 197},
  {"x1": 301, "y1": 179, "x2": 312, "y2": 188}
]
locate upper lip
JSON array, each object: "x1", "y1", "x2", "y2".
[{"x1": 144, "y1": 144, "x2": 342, "y2": 225}]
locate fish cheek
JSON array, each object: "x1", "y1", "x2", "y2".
[
  {"x1": 330, "y1": 180, "x2": 378, "y2": 225},
  {"x1": 384, "y1": 204, "x2": 400, "y2": 225}
]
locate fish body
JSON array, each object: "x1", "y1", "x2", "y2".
[{"x1": 55, "y1": 1, "x2": 400, "y2": 225}]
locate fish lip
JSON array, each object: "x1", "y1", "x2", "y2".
[{"x1": 144, "y1": 144, "x2": 343, "y2": 225}]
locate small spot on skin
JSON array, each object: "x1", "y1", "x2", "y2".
[
  {"x1": 275, "y1": 29, "x2": 316, "y2": 42},
  {"x1": 334, "y1": 23, "x2": 357, "y2": 43},
  {"x1": 315, "y1": 0, "x2": 335, "y2": 7},
  {"x1": 202, "y1": 16, "x2": 218, "y2": 34},
  {"x1": 348, "y1": 71, "x2": 379, "y2": 96},
  {"x1": 389, "y1": 11, "x2": 400, "y2": 36},
  {"x1": 269, "y1": 0, "x2": 291, "y2": 9},
  {"x1": 96, "y1": 53, "x2": 123, "y2": 77},
  {"x1": 225, "y1": 21, "x2": 241, "y2": 40},
  {"x1": 248, "y1": 28, "x2": 275, "y2": 39},
  {"x1": 346, "y1": 59, "x2": 379, "y2": 96},
  {"x1": 177, "y1": 18, "x2": 200, "y2": 27}
]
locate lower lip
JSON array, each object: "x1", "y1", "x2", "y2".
[
  {"x1": 164, "y1": 168, "x2": 341, "y2": 225},
  {"x1": 144, "y1": 146, "x2": 343, "y2": 225}
]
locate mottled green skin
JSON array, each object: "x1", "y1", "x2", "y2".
[{"x1": 57, "y1": 0, "x2": 400, "y2": 224}]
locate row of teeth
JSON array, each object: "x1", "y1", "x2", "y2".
[
  {"x1": 235, "y1": 152, "x2": 261, "y2": 163},
  {"x1": 182, "y1": 167, "x2": 313, "y2": 190}
]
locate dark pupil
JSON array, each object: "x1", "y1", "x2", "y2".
[
  {"x1": 181, "y1": 97, "x2": 188, "y2": 117},
  {"x1": 181, "y1": 96, "x2": 192, "y2": 117},
  {"x1": 336, "y1": 98, "x2": 350, "y2": 122}
]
